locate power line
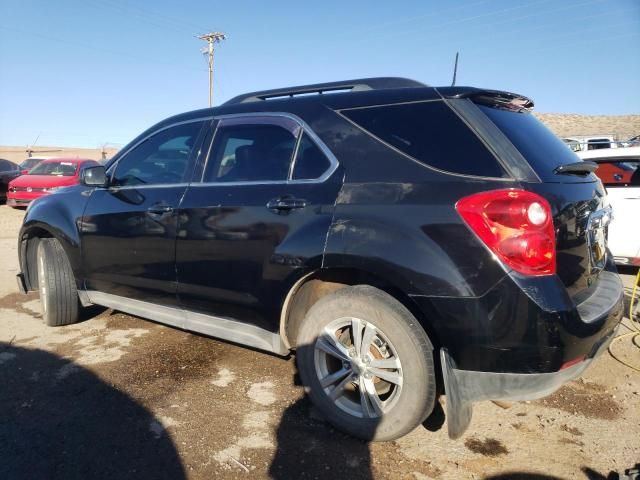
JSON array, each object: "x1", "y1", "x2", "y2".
[
  {"x1": 96, "y1": 0, "x2": 209, "y2": 32},
  {"x1": 332, "y1": 0, "x2": 495, "y2": 39},
  {"x1": 0, "y1": 24, "x2": 206, "y2": 72},
  {"x1": 349, "y1": 0, "x2": 557, "y2": 46},
  {"x1": 84, "y1": 0, "x2": 208, "y2": 37},
  {"x1": 464, "y1": 4, "x2": 636, "y2": 45},
  {"x1": 528, "y1": 30, "x2": 640, "y2": 54}
]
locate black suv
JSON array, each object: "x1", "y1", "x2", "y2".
[{"x1": 17, "y1": 78, "x2": 623, "y2": 441}]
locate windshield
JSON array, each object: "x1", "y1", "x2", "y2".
[
  {"x1": 478, "y1": 105, "x2": 591, "y2": 182},
  {"x1": 19, "y1": 158, "x2": 41, "y2": 170},
  {"x1": 29, "y1": 161, "x2": 78, "y2": 176}
]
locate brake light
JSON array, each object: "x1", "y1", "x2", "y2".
[{"x1": 456, "y1": 189, "x2": 556, "y2": 276}]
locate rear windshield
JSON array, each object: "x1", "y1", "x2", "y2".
[
  {"x1": 593, "y1": 158, "x2": 640, "y2": 187},
  {"x1": 478, "y1": 105, "x2": 585, "y2": 181},
  {"x1": 342, "y1": 101, "x2": 507, "y2": 178},
  {"x1": 29, "y1": 161, "x2": 78, "y2": 176}
]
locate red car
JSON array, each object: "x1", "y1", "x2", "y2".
[{"x1": 7, "y1": 158, "x2": 99, "y2": 208}]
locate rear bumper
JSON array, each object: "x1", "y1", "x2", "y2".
[
  {"x1": 441, "y1": 326, "x2": 617, "y2": 439},
  {"x1": 412, "y1": 267, "x2": 624, "y2": 373},
  {"x1": 411, "y1": 261, "x2": 624, "y2": 438}
]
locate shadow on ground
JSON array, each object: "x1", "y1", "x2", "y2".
[
  {"x1": 270, "y1": 341, "x2": 375, "y2": 480},
  {"x1": 270, "y1": 396, "x2": 374, "y2": 479},
  {"x1": 0, "y1": 343, "x2": 185, "y2": 480},
  {"x1": 483, "y1": 467, "x2": 630, "y2": 480}
]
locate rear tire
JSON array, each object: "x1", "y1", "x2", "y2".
[
  {"x1": 296, "y1": 285, "x2": 436, "y2": 441},
  {"x1": 36, "y1": 238, "x2": 80, "y2": 326}
]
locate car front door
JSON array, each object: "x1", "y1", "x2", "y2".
[
  {"x1": 80, "y1": 119, "x2": 208, "y2": 307},
  {"x1": 175, "y1": 113, "x2": 341, "y2": 332}
]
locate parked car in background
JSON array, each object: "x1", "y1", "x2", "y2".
[
  {"x1": 7, "y1": 158, "x2": 99, "y2": 208},
  {"x1": 562, "y1": 138, "x2": 581, "y2": 152},
  {"x1": 17, "y1": 156, "x2": 50, "y2": 175},
  {"x1": 0, "y1": 159, "x2": 20, "y2": 202},
  {"x1": 563, "y1": 135, "x2": 619, "y2": 152},
  {"x1": 579, "y1": 146, "x2": 640, "y2": 266},
  {"x1": 16, "y1": 78, "x2": 623, "y2": 441}
]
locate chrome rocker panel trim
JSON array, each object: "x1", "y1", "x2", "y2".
[{"x1": 86, "y1": 290, "x2": 289, "y2": 356}]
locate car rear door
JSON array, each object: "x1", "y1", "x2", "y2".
[
  {"x1": 80, "y1": 119, "x2": 209, "y2": 307},
  {"x1": 175, "y1": 113, "x2": 341, "y2": 332}
]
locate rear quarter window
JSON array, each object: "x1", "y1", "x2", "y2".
[
  {"x1": 478, "y1": 105, "x2": 587, "y2": 182},
  {"x1": 341, "y1": 100, "x2": 507, "y2": 178}
]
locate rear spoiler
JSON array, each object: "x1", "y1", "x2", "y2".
[
  {"x1": 437, "y1": 87, "x2": 534, "y2": 111},
  {"x1": 554, "y1": 161, "x2": 598, "y2": 176}
]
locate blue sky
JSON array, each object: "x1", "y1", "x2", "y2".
[{"x1": 0, "y1": 0, "x2": 638, "y2": 148}]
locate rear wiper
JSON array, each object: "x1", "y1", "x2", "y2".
[{"x1": 554, "y1": 161, "x2": 598, "y2": 175}]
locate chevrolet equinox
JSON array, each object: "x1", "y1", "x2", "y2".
[{"x1": 16, "y1": 78, "x2": 624, "y2": 441}]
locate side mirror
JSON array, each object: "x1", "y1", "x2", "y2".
[{"x1": 81, "y1": 165, "x2": 108, "y2": 187}]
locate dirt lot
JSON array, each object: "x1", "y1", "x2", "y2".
[{"x1": 0, "y1": 206, "x2": 638, "y2": 480}]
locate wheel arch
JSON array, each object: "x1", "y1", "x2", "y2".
[
  {"x1": 19, "y1": 222, "x2": 79, "y2": 292},
  {"x1": 279, "y1": 267, "x2": 443, "y2": 355}
]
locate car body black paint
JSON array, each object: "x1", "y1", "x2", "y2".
[{"x1": 18, "y1": 79, "x2": 623, "y2": 380}]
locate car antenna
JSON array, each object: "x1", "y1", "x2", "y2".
[{"x1": 451, "y1": 51, "x2": 459, "y2": 86}]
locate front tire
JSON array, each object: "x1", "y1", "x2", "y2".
[
  {"x1": 296, "y1": 285, "x2": 436, "y2": 441},
  {"x1": 36, "y1": 238, "x2": 80, "y2": 326}
]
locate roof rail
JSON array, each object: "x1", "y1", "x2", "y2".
[{"x1": 223, "y1": 77, "x2": 427, "y2": 105}]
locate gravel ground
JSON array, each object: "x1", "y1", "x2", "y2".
[{"x1": 0, "y1": 206, "x2": 638, "y2": 480}]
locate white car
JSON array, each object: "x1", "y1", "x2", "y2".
[
  {"x1": 564, "y1": 135, "x2": 619, "y2": 152},
  {"x1": 578, "y1": 147, "x2": 640, "y2": 266}
]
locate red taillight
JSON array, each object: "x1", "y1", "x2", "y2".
[{"x1": 455, "y1": 189, "x2": 556, "y2": 276}]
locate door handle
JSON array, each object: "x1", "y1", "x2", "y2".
[
  {"x1": 147, "y1": 203, "x2": 174, "y2": 215},
  {"x1": 266, "y1": 196, "x2": 307, "y2": 212}
]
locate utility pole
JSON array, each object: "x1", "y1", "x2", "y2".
[{"x1": 197, "y1": 32, "x2": 226, "y2": 107}]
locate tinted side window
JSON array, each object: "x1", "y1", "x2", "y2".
[
  {"x1": 112, "y1": 121, "x2": 204, "y2": 186},
  {"x1": 587, "y1": 139, "x2": 611, "y2": 150},
  {"x1": 205, "y1": 124, "x2": 296, "y2": 182},
  {"x1": 342, "y1": 101, "x2": 506, "y2": 178},
  {"x1": 292, "y1": 133, "x2": 331, "y2": 180}
]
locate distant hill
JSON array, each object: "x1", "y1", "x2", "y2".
[
  {"x1": 0, "y1": 146, "x2": 117, "y2": 164},
  {"x1": 535, "y1": 113, "x2": 640, "y2": 139}
]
